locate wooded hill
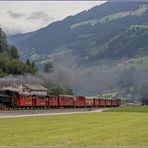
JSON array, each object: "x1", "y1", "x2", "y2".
[
  {"x1": 8, "y1": 2, "x2": 148, "y2": 69},
  {"x1": 0, "y1": 28, "x2": 37, "y2": 77}
]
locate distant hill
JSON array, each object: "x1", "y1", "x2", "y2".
[{"x1": 8, "y1": 2, "x2": 148, "y2": 70}]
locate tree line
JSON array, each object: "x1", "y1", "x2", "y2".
[{"x1": 0, "y1": 29, "x2": 37, "y2": 77}]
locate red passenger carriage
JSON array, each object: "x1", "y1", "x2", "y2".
[
  {"x1": 99, "y1": 99, "x2": 106, "y2": 107},
  {"x1": 117, "y1": 99, "x2": 121, "y2": 106},
  {"x1": 105, "y1": 99, "x2": 112, "y2": 107},
  {"x1": 0, "y1": 103, "x2": 6, "y2": 110},
  {"x1": 111, "y1": 99, "x2": 118, "y2": 107},
  {"x1": 58, "y1": 95, "x2": 74, "y2": 107},
  {"x1": 74, "y1": 96, "x2": 86, "y2": 107},
  {"x1": 35, "y1": 95, "x2": 46, "y2": 107},
  {"x1": 48, "y1": 95, "x2": 59, "y2": 107},
  {"x1": 17, "y1": 93, "x2": 32, "y2": 107},
  {"x1": 85, "y1": 97, "x2": 94, "y2": 107},
  {"x1": 94, "y1": 98, "x2": 100, "y2": 107}
]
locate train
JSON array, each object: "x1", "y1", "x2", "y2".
[{"x1": 0, "y1": 89, "x2": 121, "y2": 110}]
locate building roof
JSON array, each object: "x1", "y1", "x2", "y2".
[{"x1": 24, "y1": 84, "x2": 48, "y2": 91}]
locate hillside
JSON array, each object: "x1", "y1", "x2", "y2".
[
  {"x1": 8, "y1": 2, "x2": 148, "y2": 69},
  {"x1": 0, "y1": 28, "x2": 37, "y2": 77},
  {"x1": 7, "y1": 2, "x2": 148, "y2": 97}
]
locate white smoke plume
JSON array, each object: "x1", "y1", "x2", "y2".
[{"x1": 1, "y1": 52, "x2": 148, "y2": 97}]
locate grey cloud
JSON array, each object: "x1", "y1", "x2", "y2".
[
  {"x1": 7, "y1": 10, "x2": 25, "y2": 18},
  {"x1": 27, "y1": 10, "x2": 54, "y2": 22}
]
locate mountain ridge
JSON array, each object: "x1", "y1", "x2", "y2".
[{"x1": 8, "y1": 2, "x2": 148, "y2": 70}]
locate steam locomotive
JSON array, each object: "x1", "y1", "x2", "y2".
[{"x1": 0, "y1": 89, "x2": 121, "y2": 110}]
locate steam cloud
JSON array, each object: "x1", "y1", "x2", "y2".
[{"x1": 1, "y1": 52, "x2": 148, "y2": 97}]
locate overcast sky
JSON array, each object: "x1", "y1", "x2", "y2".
[{"x1": 0, "y1": 1, "x2": 105, "y2": 35}]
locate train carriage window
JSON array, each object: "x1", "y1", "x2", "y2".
[
  {"x1": 32, "y1": 95, "x2": 36, "y2": 100},
  {"x1": 60, "y1": 96, "x2": 72, "y2": 101},
  {"x1": 86, "y1": 98, "x2": 93, "y2": 102},
  {"x1": 49, "y1": 98, "x2": 52, "y2": 101},
  {"x1": 80, "y1": 98, "x2": 84, "y2": 101},
  {"x1": 38, "y1": 96, "x2": 42, "y2": 99},
  {"x1": 67, "y1": 97, "x2": 73, "y2": 101},
  {"x1": 27, "y1": 96, "x2": 32, "y2": 100},
  {"x1": 49, "y1": 97, "x2": 56, "y2": 101},
  {"x1": 73, "y1": 97, "x2": 77, "y2": 101},
  {"x1": 43, "y1": 96, "x2": 45, "y2": 100},
  {"x1": 46, "y1": 96, "x2": 49, "y2": 100},
  {"x1": 38, "y1": 96, "x2": 46, "y2": 100}
]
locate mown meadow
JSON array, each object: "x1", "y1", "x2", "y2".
[{"x1": 0, "y1": 107, "x2": 148, "y2": 146}]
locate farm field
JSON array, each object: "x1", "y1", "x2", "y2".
[{"x1": 0, "y1": 109, "x2": 148, "y2": 146}]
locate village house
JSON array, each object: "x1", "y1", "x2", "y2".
[{"x1": 2, "y1": 83, "x2": 48, "y2": 95}]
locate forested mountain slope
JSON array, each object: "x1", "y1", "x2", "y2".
[
  {"x1": 8, "y1": 2, "x2": 148, "y2": 69},
  {"x1": 0, "y1": 28, "x2": 37, "y2": 77}
]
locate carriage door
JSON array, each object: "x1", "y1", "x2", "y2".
[{"x1": 32, "y1": 95, "x2": 36, "y2": 107}]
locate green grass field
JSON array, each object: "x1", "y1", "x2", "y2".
[
  {"x1": 104, "y1": 106, "x2": 148, "y2": 113},
  {"x1": 0, "y1": 108, "x2": 148, "y2": 146}
]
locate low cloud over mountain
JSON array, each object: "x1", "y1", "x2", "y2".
[
  {"x1": 27, "y1": 10, "x2": 54, "y2": 22},
  {"x1": 7, "y1": 10, "x2": 25, "y2": 19}
]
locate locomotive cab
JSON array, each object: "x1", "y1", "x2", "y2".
[{"x1": 0, "y1": 90, "x2": 18, "y2": 108}]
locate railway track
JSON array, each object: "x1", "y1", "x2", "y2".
[{"x1": 0, "y1": 108, "x2": 107, "y2": 118}]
